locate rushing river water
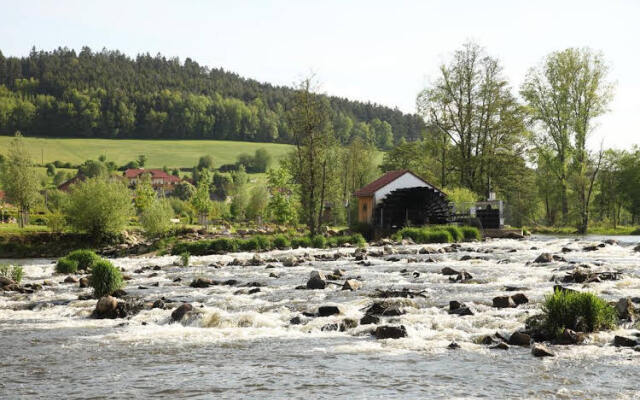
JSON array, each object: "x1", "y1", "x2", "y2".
[{"x1": 2, "y1": 236, "x2": 640, "y2": 399}]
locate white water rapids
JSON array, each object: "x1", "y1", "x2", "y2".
[{"x1": 1, "y1": 235, "x2": 640, "y2": 399}]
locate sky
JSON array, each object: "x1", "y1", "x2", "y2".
[{"x1": 2, "y1": 0, "x2": 639, "y2": 149}]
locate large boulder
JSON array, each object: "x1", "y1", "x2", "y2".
[
  {"x1": 634, "y1": 244, "x2": 640, "y2": 252},
  {"x1": 94, "y1": 296, "x2": 118, "y2": 318},
  {"x1": 190, "y1": 278, "x2": 215, "y2": 288},
  {"x1": 510, "y1": 293, "x2": 529, "y2": 305},
  {"x1": 449, "y1": 270, "x2": 473, "y2": 283},
  {"x1": 317, "y1": 305, "x2": 341, "y2": 317},
  {"x1": 556, "y1": 329, "x2": 585, "y2": 345},
  {"x1": 365, "y1": 302, "x2": 405, "y2": 316},
  {"x1": 306, "y1": 271, "x2": 327, "y2": 290},
  {"x1": 493, "y1": 296, "x2": 516, "y2": 308},
  {"x1": 614, "y1": 335, "x2": 638, "y2": 347},
  {"x1": 508, "y1": 331, "x2": 531, "y2": 346},
  {"x1": 0, "y1": 276, "x2": 15, "y2": 286},
  {"x1": 373, "y1": 325, "x2": 407, "y2": 339},
  {"x1": 342, "y1": 279, "x2": 362, "y2": 291},
  {"x1": 441, "y1": 267, "x2": 459, "y2": 276},
  {"x1": 79, "y1": 277, "x2": 89, "y2": 288},
  {"x1": 615, "y1": 297, "x2": 635, "y2": 321},
  {"x1": 171, "y1": 303, "x2": 194, "y2": 322},
  {"x1": 534, "y1": 253, "x2": 553, "y2": 263},
  {"x1": 531, "y1": 343, "x2": 554, "y2": 357},
  {"x1": 360, "y1": 314, "x2": 380, "y2": 325}
]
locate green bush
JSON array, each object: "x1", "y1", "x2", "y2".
[
  {"x1": 273, "y1": 234, "x2": 291, "y2": 249},
  {"x1": 140, "y1": 199, "x2": 174, "y2": 237},
  {"x1": 66, "y1": 249, "x2": 101, "y2": 271},
  {"x1": 439, "y1": 226, "x2": 463, "y2": 242},
  {"x1": 211, "y1": 238, "x2": 238, "y2": 253},
  {"x1": 55, "y1": 257, "x2": 79, "y2": 274},
  {"x1": 238, "y1": 237, "x2": 260, "y2": 251},
  {"x1": 254, "y1": 235, "x2": 272, "y2": 251},
  {"x1": 291, "y1": 236, "x2": 312, "y2": 248},
  {"x1": 89, "y1": 259, "x2": 124, "y2": 298},
  {"x1": 0, "y1": 264, "x2": 24, "y2": 283},
  {"x1": 460, "y1": 226, "x2": 481, "y2": 241},
  {"x1": 541, "y1": 289, "x2": 617, "y2": 337},
  {"x1": 311, "y1": 235, "x2": 326, "y2": 249},
  {"x1": 397, "y1": 227, "x2": 453, "y2": 243}
]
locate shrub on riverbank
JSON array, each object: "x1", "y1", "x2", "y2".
[
  {"x1": 541, "y1": 289, "x2": 617, "y2": 337},
  {"x1": 55, "y1": 257, "x2": 79, "y2": 274},
  {"x1": 89, "y1": 259, "x2": 124, "y2": 298},
  {"x1": 396, "y1": 225, "x2": 480, "y2": 244},
  {"x1": 66, "y1": 249, "x2": 101, "y2": 271},
  {"x1": 461, "y1": 226, "x2": 482, "y2": 241},
  {"x1": 170, "y1": 233, "x2": 369, "y2": 256},
  {"x1": 0, "y1": 264, "x2": 23, "y2": 283}
]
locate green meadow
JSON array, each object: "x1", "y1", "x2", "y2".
[{"x1": 0, "y1": 136, "x2": 294, "y2": 169}]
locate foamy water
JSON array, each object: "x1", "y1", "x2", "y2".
[{"x1": 1, "y1": 236, "x2": 639, "y2": 399}]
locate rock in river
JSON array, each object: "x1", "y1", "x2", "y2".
[
  {"x1": 508, "y1": 332, "x2": 531, "y2": 346},
  {"x1": 373, "y1": 325, "x2": 407, "y2": 339},
  {"x1": 614, "y1": 335, "x2": 638, "y2": 347},
  {"x1": 317, "y1": 305, "x2": 341, "y2": 317},
  {"x1": 342, "y1": 279, "x2": 362, "y2": 291},
  {"x1": 534, "y1": 253, "x2": 553, "y2": 263},
  {"x1": 493, "y1": 296, "x2": 516, "y2": 308},
  {"x1": 171, "y1": 303, "x2": 193, "y2": 322},
  {"x1": 306, "y1": 271, "x2": 327, "y2": 290},
  {"x1": 531, "y1": 343, "x2": 554, "y2": 357}
]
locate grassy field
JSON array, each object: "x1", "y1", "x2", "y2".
[{"x1": 0, "y1": 136, "x2": 294, "y2": 168}]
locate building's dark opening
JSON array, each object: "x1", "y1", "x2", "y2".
[{"x1": 372, "y1": 186, "x2": 451, "y2": 229}]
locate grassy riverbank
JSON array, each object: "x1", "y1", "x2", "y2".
[{"x1": 528, "y1": 225, "x2": 640, "y2": 236}]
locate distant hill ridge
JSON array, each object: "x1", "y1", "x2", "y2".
[{"x1": 0, "y1": 47, "x2": 425, "y2": 147}]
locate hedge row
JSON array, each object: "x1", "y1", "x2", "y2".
[
  {"x1": 395, "y1": 225, "x2": 481, "y2": 244},
  {"x1": 171, "y1": 233, "x2": 367, "y2": 256}
]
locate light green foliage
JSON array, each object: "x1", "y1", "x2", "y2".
[
  {"x1": 446, "y1": 187, "x2": 478, "y2": 213},
  {"x1": 66, "y1": 249, "x2": 101, "y2": 270},
  {"x1": 78, "y1": 159, "x2": 108, "y2": 178},
  {"x1": 0, "y1": 133, "x2": 42, "y2": 227},
  {"x1": 47, "y1": 211, "x2": 67, "y2": 233},
  {"x1": 55, "y1": 257, "x2": 78, "y2": 274},
  {"x1": 265, "y1": 167, "x2": 297, "y2": 225},
  {"x1": 180, "y1": 252, "x2": 190, "y2": 267},
  {"x1": 541, "y1": 289, "x2": 617, "y2": 337},
  {"x1": 134, "y1": 174, "x2": 156, "y2": 212},
  {"x1": 273, "y1": 234, "x2": 290, "y2": 249},
  {"x1": 397, "y1": 227, "x2": 453, "y2": 244},
  {"x1": 0, "y1": 264, "x2": 24, "y2": 283},
  {"x1": 197, "y1": 155, "x2": 214, "y2": 170},
  {"x1": 230, "y1": 186, "x2": 249, "y2": 221},
  {"x1": 140, "y1": 198, "x2": 174, "y2": 237},
  {"x1": 190, "y1": 178, "x2": 212, "y2": 226},
  {"x1": 246, "y1": 185, "x2": 268, "y2": 221},
  {"x1": 65, "y1": 177, "x2": 134, "y2": 238},
  {"x1": 311, "y1": 235, "x2": 327, "y2": 249},
  {"x1": 172, "y1": 181, "x2": 195, "y2": 201},
  {"x1": 89, "y1": 259, "x2": 124, "y2": 298},
  {"x1": 460, "y1": 226, "x2": 482, "y2": 241}
]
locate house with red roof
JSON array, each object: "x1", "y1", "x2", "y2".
[
  {"x1": 354, "y1": 170, "x2": 449, "y2": 227},
  {"x1": 124, "y1": 169, "x2": 182, "y2": 194}
]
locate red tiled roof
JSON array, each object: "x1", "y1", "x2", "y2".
[
  {"x1": 124, "y1": 169, "x2": 171, "y2": 179},
  {"x1": 354, "y1": 170, "x2": 410, "y2": 197},
  {"x1": 57, "y1": 174, "x2": 87, "y2": 192},
  {"x1": 354, "y1": 169, "x2": 442, "y2": 197}
]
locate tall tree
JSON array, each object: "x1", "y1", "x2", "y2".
[
  {"x1": 521, "y1": 48, "x2": 614, "y2": 231},
  {"x1": 0, "y1": 133, "x2": 41, "y2": 227},
  {"x1": 417, "y1": 41, "x2": 524, "y2": 196},
  {"x1": 285, "y1": 78, "x2": 336, "y2": 235}
]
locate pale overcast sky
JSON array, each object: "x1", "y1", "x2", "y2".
[{"x1": 2, "y1": 0, "x2": 638, "y2": 149}]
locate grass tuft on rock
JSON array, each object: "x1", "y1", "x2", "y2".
[
  {"x1": 55, "y1": 257, "x2": 79, "y2": 274},
  {"x1": 541, "y1": 288, "x2": 617, "y2": 336},
  {"x1": 0, "y1": 264, "x2": 24, "y2": 283},
  {"x1": 89, "y1": 259, "x2": 124, "y2": 298},
  {"x1": 66, "y1": 249, "x2": 101, "y2": 271}
]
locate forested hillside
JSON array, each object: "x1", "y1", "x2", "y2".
[{"x1": 0, "y1": 47, "x2": 425, "y2": 147}]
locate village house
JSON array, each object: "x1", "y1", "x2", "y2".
[
  {"x1": 355, "y1": 169, "x2": 450, "y2": 229},
  {"x1": 124, "y1": 168, "x2": 182, "y2": 194}
]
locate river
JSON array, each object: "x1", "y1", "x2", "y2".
[{"x1": 1, "y1": 235, "x2": 639, "y2": 399}]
